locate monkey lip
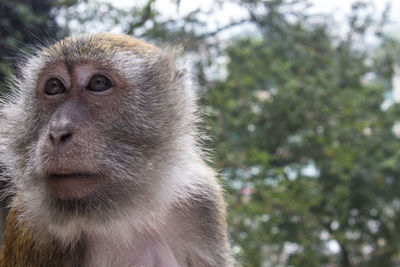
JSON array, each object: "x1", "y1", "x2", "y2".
[
  {"x1": 46, "y1": 172, "x2": 103, "y2": 200},
  {"x1": 48, "y1": 172, "x2": 97, "y2": 179}
]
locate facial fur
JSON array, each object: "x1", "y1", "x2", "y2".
[{"x1": 0, "y1": 33, "x2": 202, "y2": 245}]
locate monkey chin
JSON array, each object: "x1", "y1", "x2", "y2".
[{"x1": 45, "y1": 173, "x2": 104, "y2": 200}]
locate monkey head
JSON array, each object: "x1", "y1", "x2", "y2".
[{"x1": 0, "y1": 33, "x2": 200, "y2": 244}]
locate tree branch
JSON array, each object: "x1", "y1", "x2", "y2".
[
  {"x1": 126, "y1": 0, "x2": 156, "y2": 35},
  {"x1": 197, "y1": 19, "x2": 249, "y2": 39}
]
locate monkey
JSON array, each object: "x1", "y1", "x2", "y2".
[{"x1": 0, "y1": 33, "x2": 234, "y2": 266}]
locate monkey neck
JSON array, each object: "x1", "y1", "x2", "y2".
[
  {"x1": 82, "y1": 223, "x2": 180, "y2": 266},
  {"x1": 0, "y1": 182, "x2": 226, "y2": 267},
  {"x1": 0, "y1": 206, "x2": 179, "y2": 267},
  {"x1": 0, "y1": 141, "x2": 215, "y2": 266}
]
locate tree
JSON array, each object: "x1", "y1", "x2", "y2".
[{"x1": 204, "y1": 0, "x2": 400, "y2": 266}]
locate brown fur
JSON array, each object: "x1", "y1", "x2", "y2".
[{"x1": 0, "y1": 207, "x2": 83, "y2": 267}]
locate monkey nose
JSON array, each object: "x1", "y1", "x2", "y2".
[
  {"x1": 48, "y1": 121, "x2": 73, "y2": 145},
  {"x1": 49, "y1": 129, "x2": 73, "y2": 145}
]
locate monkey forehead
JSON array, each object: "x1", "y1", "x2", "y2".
[
  {"x1": 16, "y1": 33, "x2": 179, "y2": 96},
  {"x1": 40, "y1": 33, "x2": 160, "y2": 62}
]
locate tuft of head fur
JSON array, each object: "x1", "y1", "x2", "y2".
[{"x1": 0, "y1": 33, "x2": 215, "y2": 246}]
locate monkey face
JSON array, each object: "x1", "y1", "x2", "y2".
[
  {"x1": 35, "y1": 63, "x2": 130, "y2": 200},
  {"x1": 29, "y1": 58, "x2": 159, "y2": 204},
  {"x1": 0, "y1": 34, "x2": 195, "y2": 228}
]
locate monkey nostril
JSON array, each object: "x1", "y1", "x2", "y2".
[
  {"x1": 49, "y1": 130, "x2": 73, "y2": 145},
  {"x1": 60, "y1": 132, "x2": 72, "y2": 143}
]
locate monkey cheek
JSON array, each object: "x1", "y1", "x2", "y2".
[{"x1": 45, "y1": 175, "x2": 104, "y2": 200}]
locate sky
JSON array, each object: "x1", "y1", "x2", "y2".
[
  {"x1": 109, "y1": 0, "x2": 400, "y2": 39},
  {"x1": 309, "y1": 0, "x2": 400, "y2": 36}
]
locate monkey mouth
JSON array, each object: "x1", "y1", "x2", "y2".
[
  {"x1": 46, "y1": 172, "x2": 103, "y2": 200},
  {"x1": 48, "y1": 172, "x2": 97, "y2": 180}
]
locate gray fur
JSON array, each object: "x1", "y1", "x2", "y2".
[{"x1": 0, "y1": 33, "x2": 234, "y2": 266}]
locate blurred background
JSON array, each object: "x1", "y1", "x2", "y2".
[{"x1": 1, "y1": 0, "x2": 400, "y2": 266}]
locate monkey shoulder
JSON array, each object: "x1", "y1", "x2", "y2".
[{"x1": 168, "y1": 188, "x2": 234, "y2": 267}]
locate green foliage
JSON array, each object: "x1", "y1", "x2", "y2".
[{"x1": 204, "y1": 1, "x2": 400, "y2": 266}]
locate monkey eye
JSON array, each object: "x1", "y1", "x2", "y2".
[
  {"x1": 87, "y1": 75, "x2": 112, "y2": 92},
  {"x1": 44, "y1": 78, "x2": 66, "y2": 95}
]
